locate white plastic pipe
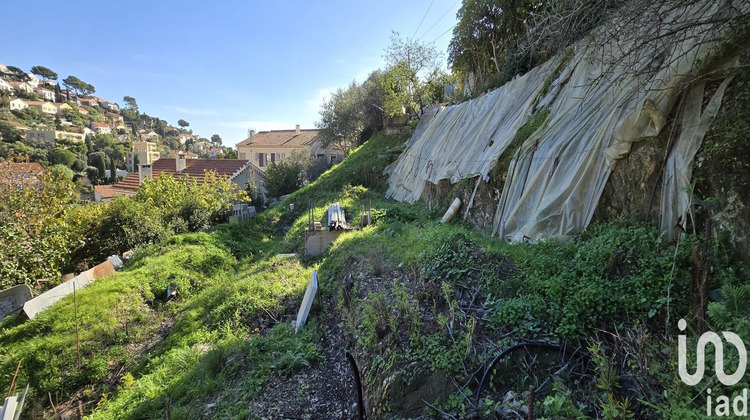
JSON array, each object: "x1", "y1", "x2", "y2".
[{"x1": 441, "y1": 198, "x2": 461, "y2": 223}]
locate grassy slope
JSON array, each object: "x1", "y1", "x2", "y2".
[
  {"x1": 1, "y1": 130, "x2": 747, "y2": 418},
  {"x1": 0, "y1": 132, "x2": 408, "y2": 419}
]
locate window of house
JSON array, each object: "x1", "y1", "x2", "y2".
[
  {"x1": 258, "y1": 153, "x2": 265, "y2": 167},
  {"x1": 270, "y1": 153, "x2": 276, "y2": 164}
]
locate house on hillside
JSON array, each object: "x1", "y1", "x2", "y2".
[
  {"x1": 100, "y1": 102, "x2": 119, "y2": 111},
  {"x1": 178, "y1": 133, "x2": 195, "y2": 144},
  {"x1": 126, "y1": 141, "x2": 161, "y2": 172},
  {"x1": 167, "y1": 150, "x2": 199, "y2": 160},
  {"x1": 61, "y1": 91, "x2": 82, "y2": 106},
  {"x1": 27, "y1": 101, "x2": 57, "y2": 115},
  {"x1": 55, "y1": 130, "x2": 85, "y2": 143},
  {"x1": 9, "y1": 81, "x2": 34, "y2": 93},
  {"x1": 35, "y1": 87, "x2": 55, "y2": 101},
  {"x1": 109, "y1": 154, "x2": 266, "y2": 201},
  {"x1": 57, "y1": 103, "x2": 73, "y2": 112},
  {"x1": 76, "y1": 106, "x2": 89, "y2": 115},
  {"x1": 106, "y1": 112, "x2": 124, "y2": 124},
  {"x1": 91, "y1": 122, "x2": 111, "y2": 135},
  {"x1": 139, "y1": 130, "x2": 158, "y2": 141},
  {"x1": 25, "y1": 73, "x2": 40, "y2": 88},
  {"x1": 81, "y1": 98, "x2": 98, "y2": 107},
  {"x1": 235, "y1": 124, "x2": 345, "y2": 169},
  {"x1": 26, "y1": 130, "x2": 56, "y2": 146},
  {"x1": 9, "y1": 98, "x2": 28, "y2": 111},
  {"x1": 0, "y1": 79, "x2": 12, "y2": 92}
]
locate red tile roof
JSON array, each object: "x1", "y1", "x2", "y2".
[
  {"x1": 111, "y1": 158, "x2": 253, "y2": 192},
  {"x1": 1, "y1": 162, "x2": 45, "y2": 184},
  {"x1": 94, "y1": 185, "x2": 116, "y2": 199},
  {"x1": 236, "y1": 129, "x2": 319, "y2": 148}
]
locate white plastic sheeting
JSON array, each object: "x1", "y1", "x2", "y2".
[
  {"x1": 385, "y1": 60, "x2": 556, "y2": 203},
  {"x1": 385, "y1": 0, "x2": 738, "y2": 242},
  {"x1": 660, "y1": 78, "x2": 732, "y2": 238}
]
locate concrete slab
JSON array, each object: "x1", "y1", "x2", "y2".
[
  {"x1": 23, "y1": 257, "x2": 121, "y2": 320},
  {"x1": 295, "y1": 271, "x2": 318, "y2": 333},
  {"x1": 305, "y1": 230, "x2": 344, "y2": 257},
  {"x1": 23, "y1": 270, "x2": 94, "y2": 319},
  {"x1": 0, "y1": 285, "x2": 33, "y2": 320},
  {"x1": 1, "y1": 396, "x2": 17, "y2": 420}
]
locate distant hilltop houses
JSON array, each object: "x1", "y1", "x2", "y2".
[{"x1": 0, "y1": 61, "x2": 349, "y2": 205}]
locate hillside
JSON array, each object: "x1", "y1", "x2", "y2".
[
  {"x1": 0, "y1": 124, "x2": 747, "y2": 418},
  {"x1": 2, "y1": 0, "x2": 750, "y2": 418},
  {"x1": 0, "y1": 64, "x2": 235, "y2": 191}
]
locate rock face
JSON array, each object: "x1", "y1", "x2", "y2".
[{"x1": 384, "y1": 0, "x2": 750, "y2": 260}]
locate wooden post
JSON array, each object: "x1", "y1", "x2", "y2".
[
  {"x1": 528, "y1": 385, "x2": 535, "y2": 420},
  {"x1": 7, "y1": 360, "x2": 20, "y2": 397}
]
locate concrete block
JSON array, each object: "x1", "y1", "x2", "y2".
[
  {"x1": 22, "y1": 255, "x2": 118, "y2": 320},
  {"x1": 305, "y1": 230, "x2": 344, "y2": 257},
  {"x1": 296, "y1": 271, "x2": 318, "y2": 333},
  {"x1": 0, "y1": 285, "x2": 33, "y2": 320},
  {"x1": 91, "y1": 260, "x2": 116, "y2": 279}
]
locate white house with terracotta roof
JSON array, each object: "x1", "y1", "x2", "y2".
[
  {"x1": 25, "y1": 73, "x2": 40, "y2": 88},
  {"x1": 235, "y1": 125, "x2": 345, "y2": 169},
  {"x1": 0, "y1": 79, "x2": 12, "y2": 92},
  {"x1": 55, "y1": 130, "x2": 86, "y2": 143},
  {"x1": 9, "y1": 81, "x2": 34, "y2": 93},
  {"x1": 9, "y1": 98, "x2": 28, "y2": 111},
  {"x1": 27, "y1": 101, "x2": 58, "y2": 115},
  {"x1": 35, "y1": 87, "x2": 55, "y2": 101},
  {"x1": 91, "y1": 122, "x2": 111, "y2": 135},
  {"x1": 106, "y1": 112, "x2": 124, "y2": 124},
  {"x1": 101, "y1": 101, "x2": 120, "y2": 111}
]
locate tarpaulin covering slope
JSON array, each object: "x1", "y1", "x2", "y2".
[
  {"x1": 384, "y1": 60, "x2": 556, "y2": 203},
  {"x1": 385, "y1": 0, "x2": 738, "y2": 242}
]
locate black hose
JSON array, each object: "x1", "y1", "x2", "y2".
[
  {"x1": 474, "y1": 342, "x2": 563, "y2": 405},
  {"x1": 346, "y1": 350, "x2": 365, "y2": 420}
]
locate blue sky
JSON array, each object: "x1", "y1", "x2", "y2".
[{"x1": 2, "y1": 0, "x2": 460, "y2": 146}]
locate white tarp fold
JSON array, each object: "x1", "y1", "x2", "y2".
[{"x1": 660, "y1": 77, "x2": 731, "y2": 237}]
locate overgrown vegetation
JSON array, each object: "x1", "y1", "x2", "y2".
[
  {"x1": 0, "y1": 166, "x2": 246, "y2": 286},
  {"x1": 1, "y1": 121, "x2": 750, "y2": 418}
]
